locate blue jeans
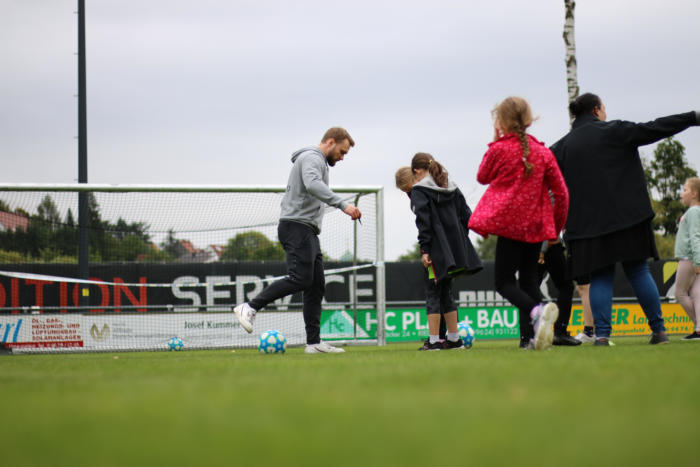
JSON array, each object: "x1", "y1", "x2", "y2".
[{"x1": 589, "y1": 260, "x2": 666, "y2": 338}]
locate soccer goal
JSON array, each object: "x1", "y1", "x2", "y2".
[{"x1": 0, "y1": 183, "x2": 386, "y2": 353}]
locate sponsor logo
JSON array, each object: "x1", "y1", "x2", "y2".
[
  {"x1": 90, "y1": 324, "x2": 111, "y2": 341},
  {"x1": 1, "y1": 319, "x2": 23, "y2": 343}
]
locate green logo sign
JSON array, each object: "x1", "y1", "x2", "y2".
[{"x1": 321, "y1": 307, "x2": 521, "y2": 342}]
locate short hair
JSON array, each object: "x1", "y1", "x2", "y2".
[
  {"x1": 686, "y1": 177, "x2": 700, "y2": 198},
  {"x1": 322, "y1": 127, "x2": 355, "y2": 147},
  {"x1": 395, "y1": 166, "x2": 414, "y2": 193},
  {"x1": 568, "y1": 93, "x2": 602, "y2": 119}
]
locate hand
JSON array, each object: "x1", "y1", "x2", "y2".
[
  {"x1": 538, "y1": 252, "x2": 545, "y2": 264},
  {"x1": 493, "y1": 121, "x2": 504, "y2": 141},
  {"x1": 343, "y1": 204, "x2": 362, "y2": 220},
  {"x1": 421, "y1": 253, "x2": 432, "y2": 268}
]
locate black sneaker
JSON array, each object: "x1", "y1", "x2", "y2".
[
  {"x1": 418, "y1": 340, "x2": 444, "y2": 351},
  {"x1": 553, "y1": 333, "x2": 582, "y2": 346},
  {"x1": 649, "y1": 332, "x2": 669, "y2": 345},
  {"x1": 444, "y1": 338, "x2": 464, "y2": 350},
  {"x1": 594, "y1": 338, "x2": 610, "y2": 346},
  {"x1": 682, "y1": 331, "x2": 700, "y2": 341}
]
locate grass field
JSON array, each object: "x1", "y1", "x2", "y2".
[{"x1": 1, "y1": 337, "x2": 699, "y2": 467}]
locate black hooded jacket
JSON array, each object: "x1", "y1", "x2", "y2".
[
  {"x1": 550, "y1": 111, "x2": 699, "y2": 240},
  {"x1": 410, "y1": 175, "x2": 483, "y2": 281}
]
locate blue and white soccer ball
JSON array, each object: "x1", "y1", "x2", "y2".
[
  {"x1": 258, "y1": 330, "x2": 287, "y2": 354},
  {"x1": 457, "y1": 322, "x2": 475, "y2": 349},
  {"x1": 168, "y1": 337, "x2": 184, "y2": 351}
]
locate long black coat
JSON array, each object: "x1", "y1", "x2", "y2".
[
  {"x1": 550, "y1": 111, "x2": 698, "y2": 240},
  {"x1": 411, "y1": 181, "x2": 482, "y2": 281}
]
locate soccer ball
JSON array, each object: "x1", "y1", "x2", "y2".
[
  {"x1": 168, "y1": 337, "x2": 184, "y2": 351},
  {"x1": 457, "y1": 322, "x2": 475, "y2": 349},
  {"x1": 258, "y1": 330, "x2": 287, "y2": 354}
]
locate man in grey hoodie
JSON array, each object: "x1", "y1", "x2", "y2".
[{"x1": 233, "y1": 127, "x2": 362, "y2": 353}]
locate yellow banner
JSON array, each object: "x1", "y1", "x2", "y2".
[{"x1": 568, "y1": 303, "x2": 694, "y2": 337}]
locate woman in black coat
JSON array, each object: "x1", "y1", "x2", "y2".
[{"x1": 550, "y1": 93, "x2": 699, "y2": 346}]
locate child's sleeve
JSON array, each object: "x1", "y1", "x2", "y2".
[
  {"x1": 476, "y1": 145, "x2": 500, "y2": 185},
  {"x1": 410, "y1": 189, "x2": 432, "y2": 255},
  {"x1": 688, "y1": 209, "x2": 700, "y2": 266}
]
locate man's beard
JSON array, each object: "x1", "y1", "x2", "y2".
[{"x1": 326, "y1": 155, "x2": 336, "y2": 167}]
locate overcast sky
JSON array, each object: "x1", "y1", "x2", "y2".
[{"x1": 2, "y1": 0, "x2": 699, "y2": 260}]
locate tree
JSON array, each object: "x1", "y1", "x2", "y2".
[
  {"x1": 644, "y1": 137, "x2": 697, "y2": 235},
  {"x1": 161, "y1": 228, "x2": 181, "y2": 258},
  {"x1": 475, "y1": 235, "x2": 497, "y2": 260},
  {"x1": 396, "y1": 242, "x2": 421, "y2": 261},
  {"x1": 36, "y1": 195, "x2": 62, "y2": 228},
  {"x1": 0, "y1": 199, "x2": 10, "y2": 212},
  {"x1": 65, "y1": 208, "x2": 76, "y2": 227},
  {"x1": 221, "y1": 231, "x2": 285, "y2": 261},
  {"x1": 563, "y1": 0, "x2": 579, "y2": 122}
]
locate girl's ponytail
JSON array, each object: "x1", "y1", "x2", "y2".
[{"x1": 412, "y1": 152, "x2": 449, "y2": 188}]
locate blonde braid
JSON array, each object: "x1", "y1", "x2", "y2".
[{"x1": 518, "y1": 129, "x2": 533, "y2": 177}]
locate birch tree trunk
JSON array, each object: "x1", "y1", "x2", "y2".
[{"x1": 563, "y1": 0, "x2": 579, "y2": 124}]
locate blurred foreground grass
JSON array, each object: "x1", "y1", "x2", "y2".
[{"x1": 1, "y1": 337, "x2": 698, "y2": 467}]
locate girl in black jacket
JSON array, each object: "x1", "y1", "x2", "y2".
[{"x1": 409, "y1": 153, "x2": 482, "y2": 350}]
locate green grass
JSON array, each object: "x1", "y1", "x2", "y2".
[{"x1": 1, "y1": 338, "x2": 699, "y2": 467}]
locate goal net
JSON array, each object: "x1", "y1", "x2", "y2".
[{"x1": 0, "y1": 184, "x2": 386, "y2": 353}]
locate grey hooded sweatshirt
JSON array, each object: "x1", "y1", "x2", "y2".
[{"x1": 279, "y1": 147, "x2": 348, "y2": 233}]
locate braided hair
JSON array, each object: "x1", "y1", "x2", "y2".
[{"x1": 493, "y1": 96, "x2": 535, "y2": 177}]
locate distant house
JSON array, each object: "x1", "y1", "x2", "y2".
[
  {"x1": 209, "y1": 244, "x2": 225, "y2": 259},
  {"x1": 0, "y1": 211, "x2": 29, "y2": 232},
  {"x1": 176, "y1": 240, "x2": 224, "y2": 263}
]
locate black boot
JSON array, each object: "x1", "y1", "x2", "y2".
[{"x1": 552, "y1": 330, "x2": 582, "y2": 346}]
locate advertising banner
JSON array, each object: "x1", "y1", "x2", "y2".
[
  {"x1": 0, "y1": 260, "x2": 679, "y2": 311},
  {"x1": 0, "y1": 312, "x2": 308, "y2": 352},
  {"x1": 320, "y1": 303, "x2": 693, "y2": 343},
  {"x1": 1, "y1": 303, "x2": 692, "y2": 351}
]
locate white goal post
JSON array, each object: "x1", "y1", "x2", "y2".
[{"x1": 0, "y1": 183, "x2": 386, "y2": 351}]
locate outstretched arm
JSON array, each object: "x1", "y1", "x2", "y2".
[{"x1": 618, "y1": 111, "x2": 699, "y2": 148}]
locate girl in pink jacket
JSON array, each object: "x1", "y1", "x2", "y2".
[{"x1": 469, "y1": 96, "x2": 569, "y2": 349}]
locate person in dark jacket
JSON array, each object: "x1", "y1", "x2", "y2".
[
  {"x1": 410, "y1": 153, "x2": 483, "y2": 350},
  {"x1": 550, "y1": 93, "x2": 700, "y2": 346},
  {"x1": 396, "y1": 166, "x2": 449, "y2": 348}
]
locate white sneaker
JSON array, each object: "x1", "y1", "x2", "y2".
[
  {"x1": 304, "y1": 341, "x2": 345, "y2": 354},
  {"x1": 532, "y1": 302, "x2": 558, "y2": 350},
  {"x1": 574, "y1": 332, "x2": 596, "y2": 343},
  {"x1": 233, "y1": 303, "x2": 256, "y2": 333}
]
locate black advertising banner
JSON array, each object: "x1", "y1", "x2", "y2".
[{"x1": 0, "y1": 260, "x2": 678, "y2": 311}]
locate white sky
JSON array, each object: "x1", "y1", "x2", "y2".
[{"x1": 1, "y1": 0, "x2": 699, "y2": 260}]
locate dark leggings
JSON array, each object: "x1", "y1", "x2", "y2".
[
  {"x1": 494, "y1": 237, "x2": 541, "y2": 340},
  {"x1": 536, "y1": 242, "x2": 574, "y2": 335}
]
